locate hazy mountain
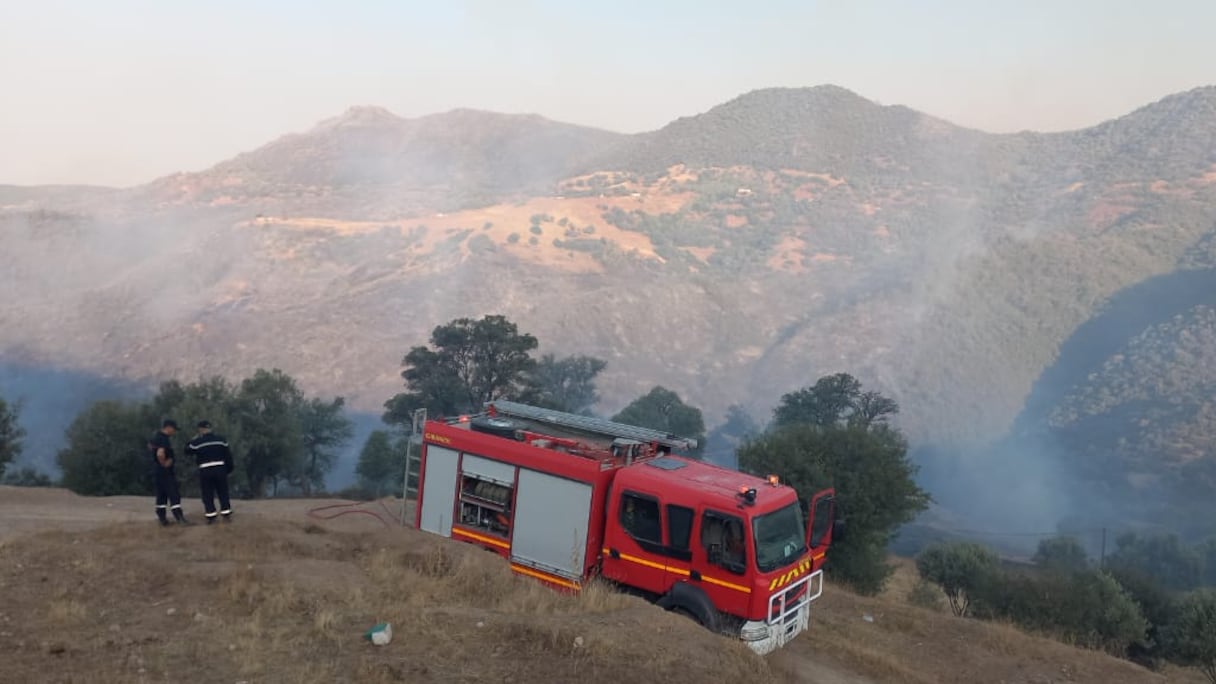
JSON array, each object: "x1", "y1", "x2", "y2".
[
  {"x1": 136, "y1": 106, "x2": 625, "y2": 218},
  {"x1": 3, "y1": 85, "x2": 1216, "y2": 536}
]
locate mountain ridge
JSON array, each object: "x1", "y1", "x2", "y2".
[{"x1": 4, "y1": 83, "x2": 1216, "y2": 536}]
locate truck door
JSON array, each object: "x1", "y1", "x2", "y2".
[
  {"x1": 690, "y1": 508, "x2": 751, "y2": 617},
  {"x1": 602, "y1": 490, "x2": 668, "y2": 593},
  {"x1": 806, "y1": 488, "x2": 837, "y2": 564}
]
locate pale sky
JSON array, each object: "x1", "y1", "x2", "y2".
[{"x1": 2, "y1": 0, "x2": 1214, "y2": 187}]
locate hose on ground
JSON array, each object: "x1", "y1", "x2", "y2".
[{"x1": 305, "y1": 498, "x2": 405, "y2": 530}]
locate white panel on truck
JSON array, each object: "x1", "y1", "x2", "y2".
[
  {"x1": 460, "y1": 453, "x2": 516, "y2": 487},
  {"x1": 511, "y1": 469, "x2": 593, "y2": 580},
  {"x1": 419, "y1": 445, "x2": 459, "y2": 536}
]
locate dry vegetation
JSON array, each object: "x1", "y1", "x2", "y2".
[
  {"x1": 0, "y1": 500, "x2": 778, "y2": 683},
  {"x1": 774, "y1": 557, "x2": 1206, "y2": 684},
  {"x1": 0, "y1": 488, "x2": 1207, "y2": 683}
]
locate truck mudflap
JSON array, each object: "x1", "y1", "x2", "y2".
[{"x1": 739, "y1": 568, "x2": 824, "y2": 655}]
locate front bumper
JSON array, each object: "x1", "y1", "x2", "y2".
[{"x1": 739, "y1": 568, "x2": 823, "y2": 656}]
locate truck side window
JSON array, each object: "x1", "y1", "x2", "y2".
[
  {"x1": 620, "y1": 492, "x2": 662, "y2": 544},
  {"x1": 700, "y1": 510, "x2": 746, "y2": 573},
  {"x1": 666, "y1": 504, "x2": 694, "y2": 554}
]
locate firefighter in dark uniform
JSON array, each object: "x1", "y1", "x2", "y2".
[
  {"x1": 148, "y1": 419, "x2": 189, "y2": 526},
  {"x1": 185, "y1": 420, "x2": 234, "y2": 524}
]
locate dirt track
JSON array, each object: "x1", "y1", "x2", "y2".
[{"x1": 0, "y1": 485, "x2": 409, "y2": 541}]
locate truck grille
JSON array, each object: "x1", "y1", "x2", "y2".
[{"x1": 766, "y1": 569, "x2": 824, "y2": 627}]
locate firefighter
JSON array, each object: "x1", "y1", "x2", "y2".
[
  {"x1": 185, "y1": 420, "x2": 234, "y2": 524},
  {"x1": 148, "y1": 419, "x2": 189, "y2": 526}
]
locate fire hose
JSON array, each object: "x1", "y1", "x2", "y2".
[{"x1": 305, "y1": 499, "x2": 404, "y2": 529}]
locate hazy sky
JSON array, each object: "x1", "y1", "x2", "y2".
[{"x1": 3, "y1": 0, "x2": 1214, "y2": 187}]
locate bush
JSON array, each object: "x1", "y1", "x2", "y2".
[
  {"x1": 1163, "y1": 589, "x2": 1216, "y2": 684},
  {"x1": 908, "y1": 578, "x2": 944, "y2": 610},
  {"x1": 2, "y1": 467, "x2": 55, "y2": 487},
  {"x1": 1108, "y1": 567, "x2": 1179, "y2": 670},
  {"x1": 973, "y1": 567, "x2": 1148, "y2": 656},
  {"x1": 1033, "y1": 536, "x2": 1090, "y2": 573},
  {"x1": 916, "y1": 541, "x2": 999, "y2": 616}
]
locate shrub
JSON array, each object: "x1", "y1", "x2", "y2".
[
  {"x1": 916, "y1": 541, "x2": 999, "y2": 616},
  {"x1": 1163, "y1": 589, "x2": 1216, "y2": 683},
  {"x1": 908, "y1": 578, "x2": 943, "y2": 610},
  {"x1": 1033, "y1": 536, "x2": 1090, "y2": 573},
  {"x1": 973, "y1": 567, "x2": 1148, "y2": 656}
]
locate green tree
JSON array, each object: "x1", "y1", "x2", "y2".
[
  {"x1": 57, "y1": 400, "x2": 152, "y2": 496},
  {"x1": 916, "y1": 541, "x2": 1000, "y2": 616},
  {"x1": 163, "y1": 376, "x2": 242, "y2": 496},
  {"x1": 356, "y1": 430, "x2": 398, "y2": 496},
  {"x1": 1165, "y1": 589, "x2": 1216, "y2": 684},
  {"x1": 771, "y1": 372, "x2": 898, "y2": 430},
  {"x1": 1109, "y1": 567, "x2": 1179, "y2": 669},
  {"x1": 1033, "y1": 536, "x2": 1090, "y2": 573},
  {"x1": 520, "y1": 353, "x2": 607, "y2": 414},
  {"x1": 0, "y1": 394, "x2": 25, "y2": 480},
  {"x1": 611, "y1": 386, "x2": 706, "y2": 456},
  {"x1": 384, "y1": 315, "x2": 539, "y2": 424},
  {"x1": 739, "y1": 376, "x2": 929, "y2": 594},
  {"x1": 234, "y1": 369, "x2": 306, "y2": 497},
  {"x1": 2, "y1": 467, "x2": 54, "y2": 487},
  {"x1": 1107, "y1": 533, "x2": 1203, "y2": 591},
  {"x1": 296, "y1": 397, "x2": 354, "y2": 495}
]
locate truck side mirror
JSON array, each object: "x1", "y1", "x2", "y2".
[{"x1": 832, "y1": 517, "x2": 846, "y2": 544}]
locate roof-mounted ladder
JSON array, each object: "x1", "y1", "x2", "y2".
[{"x1": 486, "y1": 400, "x2": 699, "y2": 451}]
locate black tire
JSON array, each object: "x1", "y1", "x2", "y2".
[
  {"x1": 671, "y1": 606, "x2": 703, "y2": 626},
  {"x1": 469, "y1": 416, "x2": 523, "y2": 439}
]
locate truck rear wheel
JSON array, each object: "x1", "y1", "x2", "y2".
[{"x1": 671, "y1": 606, "x2": 703, "y2": 626}]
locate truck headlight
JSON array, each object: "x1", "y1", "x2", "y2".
[{"x1": 740, "y1": 624, "x2": 771, "y2": 642}]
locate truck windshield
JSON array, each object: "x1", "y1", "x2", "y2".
[{"x1": 752, "y1": 502, "x2": 807, "y2": 573}]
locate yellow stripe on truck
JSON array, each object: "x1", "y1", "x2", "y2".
[
  {"x1": 604, "y1": 548, "x2": 752, "y2": 594},
  {"x1": 768, "y1": 558, "x2": 815, "y2": 592},
  {"x1": 510, "y1": 564, "x2": 581, "y2": 591},
  {"x1": 452, "y1": 527, "x2": 511, "y2": 550}
]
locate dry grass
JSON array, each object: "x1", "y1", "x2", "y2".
[
  {"x1": 1, "y1": 490, "x2": 1210, "y2": 684},
  {"x1": 774, "y1": 559, "x2": 1210, "y2": 684},
  {"x1": 0, "y1": 516, "x2": 774, "y2": 684}
]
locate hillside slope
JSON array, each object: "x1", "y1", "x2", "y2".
[
  {"x1": 0, "y1": 487, "x2": 1200, "y2": 684},
  {"x1": 3, "y1": 86, "x2": 1216, "y2": 535}
]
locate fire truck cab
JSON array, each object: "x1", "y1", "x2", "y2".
[{"x1": 412, "y1": 400, "x2": 841, "y2": 655}]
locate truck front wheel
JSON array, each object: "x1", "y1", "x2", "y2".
[{"x1": 671, "y1": 606, "x2": 703, "y2": 626}]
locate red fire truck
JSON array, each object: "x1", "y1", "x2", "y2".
[{"x1": 412, "y1": 400, "x2": 842, "y2": 655}]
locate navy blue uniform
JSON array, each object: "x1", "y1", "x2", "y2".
[
  {"x1": 148, "y1": 429, "x2": 186, "y2": 524},
  {"x1": 186, "y1": 429, "x2": 234, "y2": 523}
]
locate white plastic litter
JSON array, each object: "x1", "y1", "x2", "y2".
[{"x1": 367, "y1": 622, "x2": 392, "y2": 646}]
